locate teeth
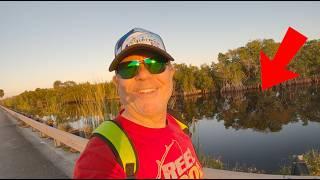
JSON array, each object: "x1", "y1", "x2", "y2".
[{"x1": 139, "y1": 89, "x2": 156, "y2": 93}]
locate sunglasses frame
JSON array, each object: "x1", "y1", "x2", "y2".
[{"x1": 116, "y1": 56, "x2": 169, "y2": 79}]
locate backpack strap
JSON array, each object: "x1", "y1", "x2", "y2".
[
  {"x1": 170, "y1": 116, "x2": 190, "y2": 136},
  {"x1": 174, "y1": 118, "x2": 188, "y2": 131},
  {"x1": 92, "y1": 120, "x2": 137, "y2": 178}
]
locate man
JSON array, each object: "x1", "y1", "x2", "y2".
[{"x1": 73, "y1": 28, "x2": 203, "y2": 179}]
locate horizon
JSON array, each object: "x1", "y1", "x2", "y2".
[{"x1": 1, "y1": 1, "x2": 320, "y2": 98}]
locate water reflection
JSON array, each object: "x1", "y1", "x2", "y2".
[
  {"x1": 38, "y1": 85, "x2": 320, "y2": 173},
  {"x1": 44, "y1": 85, "x2": 319, "y2": 134},
  {"x1": 173, "y1": 85, "x2": 320, "y2": 173},
  {"x1": 171, "y1": 85, "x2": 320, "y2": 133},
  {"x1": 192, "y1": 117, "x2": 320, "y2": 173}
]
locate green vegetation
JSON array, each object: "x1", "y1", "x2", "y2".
[
  {"x1": 304, "y1": 149, "x2": 320, "y2": 176},
  {"x1": 173, "y1": 38, "x2": 320, "y2": 93},
  {"x1": 230, "y1": 163, "x2": 265, "y2": 174},
  {"x1": 279, "y1": 149, "x2": 320, "y2": 176},
  {"x1": 1, "y1": 80, "x2": 117, "y2": 125},
  {"x1": 198, "y1": 148, "x2": 320, "y2": 175},
  {"x1": 173, "y1": 63, "x2": 216, "y2": 94},
  {"x1": 173, "y1": 85, "x2": 320, "y2": 133},
  {"x1": 197, "y1": 152, "x2": 224, "y2": 169},
  {"x1": 279, "y1": 164, "x2": 291, "y2": 175},
  {"x1": 197, "y1": 151, "x2": 266, "y2": 174},
  {"x1": 213, "y1": 39, "x2": 320, "y2": 90},
  {"x1": 0, "y1": 38, "x2": 319, "y2": 129}
]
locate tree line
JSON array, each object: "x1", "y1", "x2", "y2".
[
  {"x1": 173, "y1": 38, "x2": 320, "y2": 94},
  {"x1": 1, "y1": 38, "x2": 319, "y2": 116},
  {"x1": 0, "y1": 81, "x2": 117, "y2": 118}
]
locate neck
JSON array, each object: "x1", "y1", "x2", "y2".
[{"x1": 121, "y1": 108, "x2": 167, "y2": 128}]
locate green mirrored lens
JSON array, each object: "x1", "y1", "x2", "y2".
[
  {"x1": 116, "y1": 57, "x2": 167, "y2": 79},
  {"x1": 117, "y1": 61, "x2": 139, "y2": 79},
  {"x1": 144, "y1": 57, "x2": 167, "y2": 74}
]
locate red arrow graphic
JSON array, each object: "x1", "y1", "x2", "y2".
[{"x1": 260, "y1": 27, "x2": 307, "y2": 90}]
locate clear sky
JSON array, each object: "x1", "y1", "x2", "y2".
[{"x1": 0, "y1": 1, "x2": 319, "y2": 98}]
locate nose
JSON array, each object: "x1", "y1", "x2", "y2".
[{"x1": 135, "y1": 63, "x2": 152, "y2": 80}]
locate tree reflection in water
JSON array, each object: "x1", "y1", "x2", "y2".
[
  {"x1": 27, "y1": 85, "x2": 319, "y2": 140},
  {"x1": 169, "y1": 85, "x2": 320, "y2": 133}
]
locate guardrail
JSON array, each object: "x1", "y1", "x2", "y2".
[
  {"x1": 0, "y1": 105, "x2": 89, "y2": 152},
  {"x1": 1, "y1": 105, "x2": 319, "y2": 179}
]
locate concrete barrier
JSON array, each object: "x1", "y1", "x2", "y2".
[{"x1": 0, "y1": 105, "x2": 88, "y2": 153}]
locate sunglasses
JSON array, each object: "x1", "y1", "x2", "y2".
[{"x1": 116, "y1": 56, "x2": 169, "y2": 79}]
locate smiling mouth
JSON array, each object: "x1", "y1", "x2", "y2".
[{"x1": 137, "y1": 88, "x2": 158, "y2": 94}]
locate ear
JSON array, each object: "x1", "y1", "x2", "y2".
[{"x1": 112, "y1": 75, "x2": 119, "y2": 88}]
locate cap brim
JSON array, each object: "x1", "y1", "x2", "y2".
[{"x1": 109, "y1": 44, "x2": 174, "y2": 72}]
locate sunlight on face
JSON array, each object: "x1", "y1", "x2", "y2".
[{"x1": 113, "y1": 52, "x2": 175, "y2": 117}]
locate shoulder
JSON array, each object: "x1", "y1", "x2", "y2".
[
  {"x1": 167, "y1": 113, "x2": 191, "y2": 136},
  {"x1": 80, "y1": 136, "x2": 115, "y2": 155},
  {"x1": 73, "y1": 136, "x2": 126, "y2": 179},
  {"x1": 167, "y1": 113, "x2": 187, "y2": 128}
]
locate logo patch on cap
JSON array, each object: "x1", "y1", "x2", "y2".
[
  {"x1": 109, "y1": 27, "x2": 174, "y2": 72},
  {"x1": 115, "y1": 28, "x2": 166, "y2": 56}
]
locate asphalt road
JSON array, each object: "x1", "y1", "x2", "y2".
[{"x1": 0, "y1": 108, "x2": 69, "y2": 179}]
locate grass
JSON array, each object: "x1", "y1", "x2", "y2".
[
  {"x1": 73, "y1": 82, "x2": 107, "y2": 132},
  {"x1": 278, "y1": 149, "x2": 320, "y2": 176},
  {"x1": 304, "y1": 149, "x2": 320, "y2": 176},
  {"x1": 229, "y1": 162, "x2": 265, "y2": 174},
  {"x1": 198, "y1": 152, "x2": 224, "y2": 170},
  {"x1": 199, "y1": 148, "x2": 320, "y2": 175},
  {"x1": 197, "y1": 151, "x2": 265, "y2": 173},
  {"x1": 71, "y1": 82, "x2": 110, "y2": 136},
  {"x1": 278, "y1": 164, "x2": 292, "y2": 175}
]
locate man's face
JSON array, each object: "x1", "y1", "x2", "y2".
[{"x1": 113, "y1": 52, "x2": 175, "y2": 117}]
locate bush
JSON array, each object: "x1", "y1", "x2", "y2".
[{"x1": 303, "y1": 149, "x2": 320, "y2": 176}]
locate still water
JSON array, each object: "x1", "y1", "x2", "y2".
[
  {"x1": 55, "y1": 85, "x2": 320, "y2": 173},
  {"x1": 174, "y1": 86, "x2": 320, "y2": 173}
]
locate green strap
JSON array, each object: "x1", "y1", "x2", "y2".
[
  {"x1": 93, "y1": 121, "x2": 137, "y2": 177},
  {"x1": 173, "y1": 118, "x2": 188, "y2": 131}
]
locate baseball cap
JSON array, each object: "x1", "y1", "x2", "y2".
[{"x1": 108, "y1": 28, "x2": 174, "y2": 72}]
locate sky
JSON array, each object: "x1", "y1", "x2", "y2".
[{"x1": 0, "y1": 1, "x2": 319, "y2": 98}]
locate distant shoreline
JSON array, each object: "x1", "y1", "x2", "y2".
[
  {"x1": 218, "y1": 75, "x2": 320, "y2": 93},
  {"x1": 62, "y1": 76, "x2": 320, "y2": 104}
]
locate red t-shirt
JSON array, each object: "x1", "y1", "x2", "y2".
[{"x1": 73, "y1": 111, "x2": 204, "y2": 179}]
